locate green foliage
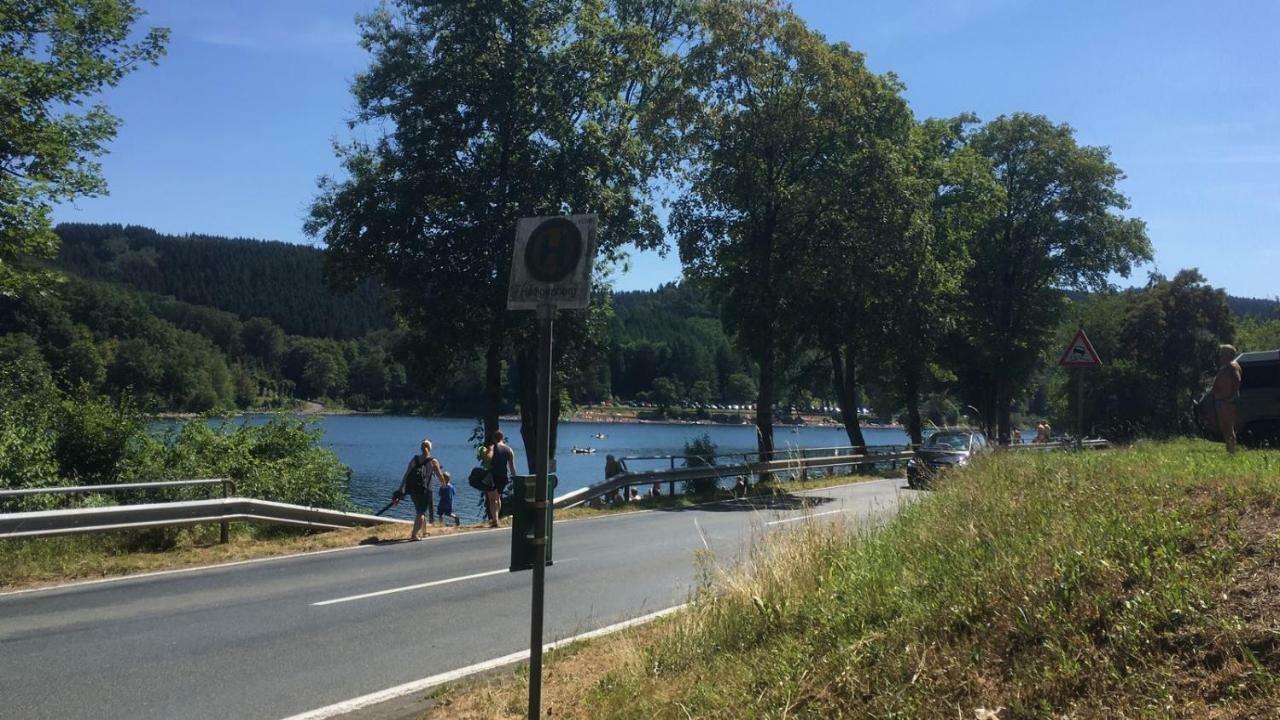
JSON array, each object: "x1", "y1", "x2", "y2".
[
  {"x1": 954, "y1": 113, "x2": 1153, "y2": 440},
  {"x1": 0, "y1": 344, "x2": 351, "y2": 513},
  {"x1": 1238, "y1": 317, "x2": 1280, "y2": 353},
  {"x1": 307, "y1": 0, "x2": 695, "y2": 446},
  {"x1": 682, "y1": 433, "x2": 718, "y2": 494},
  {"x1": 52, "y1": 387, "x2": 144, "y2": 484},
  {"x1": 125, "y1": 417, "x2": 352, "y2": 510},
  {"x1": 1049, "y1": 270, "x2": 1235, "y2": 438},
  {"x1": 54, "y1": 223, "x2": 388, "y2": 339},
  {"x1": 0, "y1": 338, "x2": 61, "y2": 505},
  {"x1": 674, "y1": 0, "x2": 908, "y2": 457},
  {"x1": 584, "y1": 442, "x2": 1280, "y2": 717},
  {"x1": 0, "y1": 3, "x2": 166, "y2": 297}
]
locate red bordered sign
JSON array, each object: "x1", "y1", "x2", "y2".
[{"x1": 1058, "y1": 328, "x2": 1101, "y2": 368}]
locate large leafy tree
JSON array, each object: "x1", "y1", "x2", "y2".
[
  {"x1": 792, "y1": 78, "x2": 918, "y2": 449},
  {"x1": 1119, "y1": 269, "x2": 1233, "y2": 432},
  {"x1": 307, "y1": 0, "x2": 692, "y2": 463},
  {"x1": 957, "y1": 113, "x2": 1151, "y2": 442},
  {"x1": 674, "y1": 0, "x2": 901, "y2": 459},
  {"x1": 875, "y1": 117, "x2": 998, "y2": 443},
  {"x1": 0, "y1": 1, "x2": 167, "y2": 297}
]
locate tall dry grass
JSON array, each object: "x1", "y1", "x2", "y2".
[{"x1": 572, "y1": 440, "x2": 1280, "y2": 718}]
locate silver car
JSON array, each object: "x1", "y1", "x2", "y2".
[{"x1": 907, "y1": 429, "x2": 991, "y2": 489}]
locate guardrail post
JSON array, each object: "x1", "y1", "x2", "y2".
[{"x1": 220, "y1": 479, "x2": 232, "y2": 544}]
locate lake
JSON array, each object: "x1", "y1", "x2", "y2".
[{"x1": 256, "y1": 416, "x2": 909, "y2": 523}]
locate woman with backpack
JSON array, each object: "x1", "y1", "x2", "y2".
[{"x1": 393, "y1": 438, "x2": 446, "y2": 540}]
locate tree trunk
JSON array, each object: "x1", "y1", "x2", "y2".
[
  {"x1": 904, "y1": 368, "x2": 923, "y2": 445},
  {"x1": 756, "y1": 341, "x2": 775, "y2": 462},
  {"x1": 828, "y1": 343, "x2": 866, "y2": 450},
  {"x1": 516, "y1": 330, "x2": 560, "y2": 476},
  {"x1": 483, "y1": 333, "x2": 502, "y2": 444},
  {"x1": 517, "y1": 344, "x2": 537, "y2": 474},
  {"x1": 995, "y1": 376, "x2": 1012, "y2": 445}
]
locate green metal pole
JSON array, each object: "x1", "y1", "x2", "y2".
[{"x1": 528, "y1": 304, "x2": 554, "y2": 720}]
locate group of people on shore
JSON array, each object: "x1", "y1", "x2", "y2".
[{"x1": 392, "y1": 431, "x2": 517, "y2": 540}]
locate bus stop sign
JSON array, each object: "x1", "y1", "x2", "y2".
[{"x1": 507, "y1": 214, "x2": 597, "y2": 310}]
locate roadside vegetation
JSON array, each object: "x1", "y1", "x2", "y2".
[{"x1": 422, "y1": 441, "x2": 1280, "y2": 719}]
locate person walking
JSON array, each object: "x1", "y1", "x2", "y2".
[
  {"x1": 1213, "y1": 344, "x2": 1243, "y2": 454},
  {"x1": 394, "y1": 438, "x2": 445, "y2": 540},
  {"x1": 437, "y1": 471, "x2": 460, "y2": 527},
  {"x1": 483, "y1": 430, "x2": 517, "y2": 528}
]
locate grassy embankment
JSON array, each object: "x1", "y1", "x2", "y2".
[
  {"x1": 0, "y1": 523, "x2": 413, "y2": 590},
  {"x1": 0, "y1": 471, "x2": 888, "y2": 590},
  {"x1": 424, "y1": 440, "x2": 1280, "y2": 719}
]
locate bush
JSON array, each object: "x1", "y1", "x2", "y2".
[
  {"x1": 53, "y1": 387, "x2": 145, "y2": 484},
  {"x1": 682, "y1": 433, "x2": 719, "y2": 495},
  {"x1": 124, "y1": 415, "x2": 352, "y2": 510},
  {"x1": 0, "y1": 346, "x2": 62, "y2": 510}
]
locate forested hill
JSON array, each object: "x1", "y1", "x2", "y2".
[
  {"x1": 53, "y1": 223, "x2": 390, "y2": 339},
  {"x1": 1230, "y1": 295, "x2": 1280, "y2": 320}
]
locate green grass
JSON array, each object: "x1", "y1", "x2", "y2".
[{"x1": 476, "y1": 440, "x2": 1280, "y2": 719}]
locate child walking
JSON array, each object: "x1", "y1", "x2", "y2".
[{"x1": 437, "y1": 472, "x2": 460, "y2": 527}]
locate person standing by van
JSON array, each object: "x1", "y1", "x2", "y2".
[
  {"x1": 484, "y1": 431, "x2": 517, "y2": 527},
  {"x1": 1213, "y1": 344, "x2": 1243, "y2": 454}
]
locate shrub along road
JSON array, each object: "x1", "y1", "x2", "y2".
[{"x1": 0, "y1": 478, "x2": 910, "y2": 720}]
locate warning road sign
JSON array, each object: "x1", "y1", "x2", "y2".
[
  {"x1": 1058, "y1": 328, "x2": 1101, "y2": 368},
  {"x1": 507, "y1": 214, "x2": 597, "y2": 310}
]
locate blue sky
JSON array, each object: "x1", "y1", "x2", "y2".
[{"x1": 55, "y1": 0, "x2": 1279, "y2": 298}]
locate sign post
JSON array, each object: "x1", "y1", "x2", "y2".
[
  {"x1": 507, "y1": 214, "x2": 596, "y2": 720},
  {"x1": 1057, "y1": 327, "x2": 1102, "y2": 449}
]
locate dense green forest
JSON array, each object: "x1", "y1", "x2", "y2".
[
  {"x1": 2, "y1": 222, "x2": 1274, "y2": 430},
  {"x1": 54, "y1": 224, "x2": 388, "y2": 339}
]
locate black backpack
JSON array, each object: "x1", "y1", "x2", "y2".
[{"x1": 468, "y1": 466, "x2": 490, "y2": 491}]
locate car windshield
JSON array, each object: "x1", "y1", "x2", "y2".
[{"x1": 925, "y1": 432, "x2": 970, "y2": 450}]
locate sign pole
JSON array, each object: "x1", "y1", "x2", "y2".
[
  {"x1": 507, "y1": 214, "x2": 596, "y2": 720},
  {"x1": 528, "y1": 302, "x2": 554, "y2": 720},
  {"x1": 1075, "y1": 366, "x2": 1084, "y2": 450}
]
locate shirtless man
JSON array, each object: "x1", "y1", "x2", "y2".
[{"x1": 1212, "y1": 344, "x2": 1243, "y2": 454}]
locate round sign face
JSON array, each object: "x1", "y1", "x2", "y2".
[{"x1": 524, "y1": 217, "x2": 583, "y2": 283}]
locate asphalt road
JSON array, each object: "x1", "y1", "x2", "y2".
[{"x1": 0, "y1": 478, "x2": 911, "y2": 720}]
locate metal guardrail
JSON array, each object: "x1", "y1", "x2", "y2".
[
  {"x1": 555, "y1": 438, "x2": 1110, "y2": 509},
  {"x1": 555, "y1": 449, "x2": 913, "y2": 509},
  {"x1": 1, "y1": 478, "x2": 240, "y2": 542},
  {"x1": 0, "y1": 478, "x2": 405, "y2": 542},
  {"x1": 0, "y1": 498, "x2": 406, "y2": 539}
]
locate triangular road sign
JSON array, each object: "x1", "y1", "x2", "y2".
[{"x1": 1058, "y1": 328, "x2": 1101, "y2": 368}]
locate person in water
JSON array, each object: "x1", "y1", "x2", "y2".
[
  {"x1": 1212, "y1": 344, "x2": 1243, "y2": 454},
  {"x1": 483, "y1": 431, "x2": 517, "y2": 528},
  {"x1": 394, "y1": 438, "x2": 445, "y2": 540}
]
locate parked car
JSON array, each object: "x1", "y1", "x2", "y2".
[
  {"x1": 1195, "y1": 349, "x2": 1280, "y2": 447},
  {"x1": 907, "y1": 429, "x2": 991, "y2": 489}
]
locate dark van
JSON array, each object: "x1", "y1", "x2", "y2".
[{"x1": 1195, "y1": 349, "x2": 1280, "y2": 447}]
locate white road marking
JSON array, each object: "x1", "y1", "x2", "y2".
[
  {"x1": 766, "y1": 508, "x2": 846, "y2": 526},
  {"x1": 311, "y1": 568, "x2": 509, "y2": 606},
  {"x1": 278, "y1": 603, "x2": 688, "y2": 720},
  {"x1": 0, "y1": 545, "x2": 377, "y2": 599}
]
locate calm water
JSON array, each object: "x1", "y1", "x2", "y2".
[{"x1": 183, "y1": 415, "x2": 908, "y2": 523}]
